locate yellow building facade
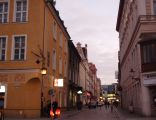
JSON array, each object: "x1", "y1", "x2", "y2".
[{"x1": 0, "y1": 0, "x2": 70, "y2": 118}]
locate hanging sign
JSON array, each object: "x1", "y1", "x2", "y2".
[{"x1": 54, "y1": 78, "x2": 64, "y2": 87}]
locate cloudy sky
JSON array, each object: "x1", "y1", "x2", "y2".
[{"x1": 56, "y1": 0, "x2": 120, "y2": 85}]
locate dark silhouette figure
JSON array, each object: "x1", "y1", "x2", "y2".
[
  {"x1": 110, "y1": 103, "x2": 113, "y2": 112},
  {"x1": 76, "y1": 101, "x2": 82, "y2": 110},
  {"x1": 52, "y1": 101, "x2": 58, "y2": 113},
  {"x1": 52, "y1": 100, "x2": 58, "y2": 119}
]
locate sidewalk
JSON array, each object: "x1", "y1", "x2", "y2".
[
  {"x1": 115, "y1": 107, "x2": 156, "y2": 120},
  {"x1": 4, "y1": 108, "x2": 83, "y2": 120}
]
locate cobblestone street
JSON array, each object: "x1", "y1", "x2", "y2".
[{"x1": 4, "y1": 106, "x2": 156, "y2": 120}]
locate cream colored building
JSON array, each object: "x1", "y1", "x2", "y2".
[
  {"x1": 117, "y1": 0, "x2": 156, "y2": 116},
  {"x1": 0, "y1": 0, "x2": 69, "y2": 118},
  {"x1": 76, "y1": 42, "x2": 90, "y2": 104}
]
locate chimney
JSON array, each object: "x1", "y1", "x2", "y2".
[
  {"x1": 77, "y1": 42, "x2": 81, "y2": 47},
  {"x1": 85, "y1": 44, "x2": 87, "y2": 48}
]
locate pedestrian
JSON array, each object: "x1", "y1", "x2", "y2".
[
  {"x1": 104, "y1": 100, "x2": 107, "y2": 110},
  {"x1": 52, "y1": 100, "x2": 58, "y2": 119},
  {"x1": 110, "y1": 102, "x2": 113, "y2": 112},
  {"x1": 107, "y1": 101, "x2": 110, "y2": 109},
  {"x1": 76, "y1": 100, "x2": 82, "y2": 110}
]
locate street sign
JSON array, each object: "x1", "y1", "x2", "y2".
[{"x1": 48, "y1": 89, "x2": 55, "y2": 96}]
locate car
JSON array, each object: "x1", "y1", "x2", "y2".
[
  {"x1": 97, "y1": 101, "x2": 103, "y2": 107},
  {"x1": 88, "y1": 99, "x2": 97, "y2": 109}
]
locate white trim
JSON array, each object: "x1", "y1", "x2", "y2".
[
  {"x1": 59, "y1": 31, "x2": 62, "y2": 47},
  {"x1": 0, "y1": 68, "x2": 40, "y2": 73},
  {"x1": 13, "y1": 0, "x2": 29, "y2": 22},
  {"x1": 52, "y1": 49, "x2": 56, "y2": 70},
  {"x1": 53, "y1": 21, "x2": 57, "y2": 40},
  {"x1": 141, "y1": 71, "x2": 156, "y2": 75},
  {"x1": 5, "y1": 35, "x2": 8, "y2": 60},
  {"x1": 0, "y1": 35, "x2": 8, "y2": 60},
  {"x1": 11, "y1": 34, "x2": 27, "y2": 60},
  {"x1": 59, "y1": 56, "x2": 62, "y2": 74},
  {"x1": 0, "y1": 0, "x2": 10, "y2": 23}
]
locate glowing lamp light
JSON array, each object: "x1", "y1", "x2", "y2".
[
  {"x1": 41, "y1": 67, "x2": 47, "y2": 75},
  {"x1": 50, "y1": 109, "x2": 54, "y2": 117},
  {"x1": 55, "y1": 108, "x2": 61, "y2": 116},
  {"x1": 77, "y1": 90, "x2": 83, "y2": 94}
]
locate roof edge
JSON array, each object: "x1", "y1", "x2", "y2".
[{"x1": 116, "y1": 0, "x2": 125, "y2": 32}]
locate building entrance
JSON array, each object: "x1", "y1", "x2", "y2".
[
  {"x1": 150, "y1": 86, "x2": 156, "y2": 116},
  {"x1": 0, "y1": 85, "x2": 5, "y2": 119}
]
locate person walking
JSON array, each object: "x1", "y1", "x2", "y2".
[
  {"x1": 110, "y1": 102, "x2": 113, "y2": 112},
  {"x1": 52, "y1": 100, "x2": 58, "y2": 119}
]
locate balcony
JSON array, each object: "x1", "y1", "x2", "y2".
[
  {"x1": 142, "y1": 72, "x2": 156, "y2": 86},
  {"x1": 139, "y1": 15, "x2": 156, "y2": 22}
]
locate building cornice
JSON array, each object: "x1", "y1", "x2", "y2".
[
  {"x1": 0, "y1": 68, "x2": 40, "y2": 73},
  {"x1": 116, "y1": 0, "x2": 125, "y2": 31}
]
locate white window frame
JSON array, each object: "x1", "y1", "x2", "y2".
[
  {"x1": 0, "y1": 0, "x2": 10, "y2": 23},
  {"x1": 13, "y1": 0, "x2": 29, "y2": 22},
  {"x1": 59, "y1": 56, "x2": 62, "y2": 74},
  {"x1": 53, "y1": 21, "x2": 57, "y2": 40},
  {"x1": 65, "y1": 39, "x2": 68, "y2": 53},
  {"x1": 64, "y1": 60, "x2": 67, "y2": 77},
  {"x1": 0, "y1": 35, "x2": 8, "y2": 61},
  {"x1": 52, "y1": 49, "x2": 56, "y2": 70},
  {"x1": 11, "y1": 34, "x2": 27, "y2": 60},
  {"x1": 59, "y1": 31, "x2": 62, "y2": 47}
]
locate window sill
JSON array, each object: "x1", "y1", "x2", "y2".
[
  {"x1": 12, "y1": 21, "x2": 28, "y2": 24},
  {"x1": 0, "y1": 22, "x2": 9, "y2": 24}
]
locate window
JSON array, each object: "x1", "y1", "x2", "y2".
[
  {"x1": 64, "y1": 39, "x2": 68, "y2": 53},
  {"x1": 13, "y1": 35, "x2": 26, "y2": 60},
  {"x1": 64, "y1": 60, "x2": 67, "y2": 77},
  {"x1": 0, "y1": 36, "x2": 7, "y2": 61},
  {"x1": 52, "y1": 49, "x2": 56, "y2": 70},
  {"x1": 59, "y1": 56, "x2": 62, "y2": 74},
  {"x1": 14, "y1": 0, "x2": 28, "y2": 22},
  {"x1": 47, "y1": 51, "x2": 50, "y2": 67},
  {"x1": 154, "y1": 0, "x2": 156, "y2": 15},
  {"x1": 59, "y1": 32, "x2": 62, "y2": 47},
  {"x1": 53, "y1": 22, "x2": 57, "y2": 40},
  {"x1": 141, "y1": 42, "x2": 156, "y2": 64},
  {"x1": 0, "y1": 1, "x2": 8, "y2": 23}
]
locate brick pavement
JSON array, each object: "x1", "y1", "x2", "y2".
[{"x1": 3, "y1": 106, "x2": 156, "y2": 120}]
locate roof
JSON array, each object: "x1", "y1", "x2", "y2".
[
  {"x1": 48, "y1": 1, "x2": 71, "y2": 39},
  {"x1": 116, "y1": 0, "x2": 125, "y2": 31}
]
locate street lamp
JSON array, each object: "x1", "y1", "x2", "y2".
[
  {"x1": 41, "y1": 67, "x2": 47, "y2": 75},
  {"x1": 77, "y1": 90, "x2": 83, "y2": 94},
  {"x1": 41, "y1": 67, "x2": 47, "y2": 117}
]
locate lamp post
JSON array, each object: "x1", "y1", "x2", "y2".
[{"x1": 40, "y1": 67, "x2": 47, "y2": 117}]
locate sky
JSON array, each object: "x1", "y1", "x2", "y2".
[{"x1": 56, "y1": 0, "x2": 120, "y2": 85}]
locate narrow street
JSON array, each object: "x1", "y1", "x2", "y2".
[
  {"x1": 62, "y1": 107, "x2": 120, "y2": 120},
  {"x1": 4, "y1": 106, "x2": 156, "y2": 120}
]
